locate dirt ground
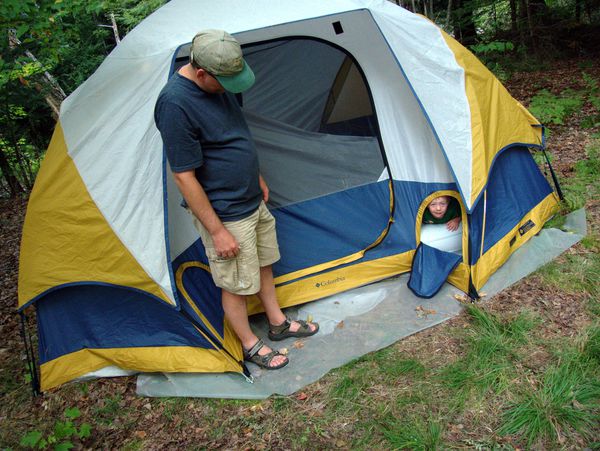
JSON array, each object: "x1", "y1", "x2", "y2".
[{"x1": 1, "y1": 57, "x2": 598, "y2": 449}]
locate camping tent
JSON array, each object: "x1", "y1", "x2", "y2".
[{"x1": 18, "y1": 0, "x2": 560, "y2": 391}]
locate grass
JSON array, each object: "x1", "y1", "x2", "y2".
[
  {"x1": 381, "y1": 414, "x2": 444, "y2": 450},
  {"x1": 93, "y1": 394, "x2": 123, "y2": 425},
  {"x1": 438, "y1": 306, "x2": 538, "y2": 399},
  {"x1": 499, "y1": 356, "x2": 600, "y2": 447},
  {"x1": 561, "y1": 140, "x2": 600, "y2": 211}
]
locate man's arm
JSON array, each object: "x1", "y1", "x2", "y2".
[
  {"x1": 172, "y1": 170, "x2": 239, "y2": 258},
  {"x1": 259, "y1": 174, "x2": 269, "y2": 203}
]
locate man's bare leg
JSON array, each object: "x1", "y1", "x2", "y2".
[
  {"x1": 257, "y1": 265, "x2": 317, "y2": 333},
  {"x1": 221, "y1": 289, "x2": 287, "y2": 367}
]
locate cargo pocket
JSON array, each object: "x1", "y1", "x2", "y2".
[{"x1": 206, "y1": 249, "x2": 251, "y2": 293}]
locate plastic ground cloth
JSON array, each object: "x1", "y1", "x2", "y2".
[{"x1": 136, "y1": 209, "x2": 586, "y2": 398}]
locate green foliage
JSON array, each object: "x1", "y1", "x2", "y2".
[
  {"x1": 470, "y1": 40, "x2": 516, "y2": 82},
  {"x1": 0, "y1": 0, "x2": 166, "y2": 197},
  {"x1": 529, "y1": 72, "x2": 600, "y2": 129},
  {"x1": 471, "y1": 40, "x2": 515, "y2": 54},
  {"x1": 499, "y1": 357, "x2": 600, "y2": 447},
  {"x1": 110, "y1": 0, "x2": 167, "y2": 32},
  {"x1": 19, "y1": 408, "x2": 91, "y2": 449},
  {"x1": 529, "y1": 89, "x2": 584, "y2": 125}
]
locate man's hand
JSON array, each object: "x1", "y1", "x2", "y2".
[
  {"x1": 259, "y1": 174, "x2": 269, "y2": 203},
  {"x1": 212, "y1": 227, "x2": 240, "y2": 258},
  {"x1": 446, "y1": 217, "x2": 461, "y2": 232}
]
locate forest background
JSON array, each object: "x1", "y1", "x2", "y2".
[{"x1": 1, "y1": 0, "x2": 599, "y2": 449}]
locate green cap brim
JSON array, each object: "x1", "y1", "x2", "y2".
[{"x1": 215, "y1": 60, "x2": 255, "y2": 93}]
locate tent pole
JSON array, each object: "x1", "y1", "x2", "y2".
[{"x1": 19, "y1": 310, "x2": 40, "y2": 396}]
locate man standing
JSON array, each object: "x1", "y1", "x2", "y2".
[{"x1": 154, "y1": 30, "x2": 318, "y2": 370}]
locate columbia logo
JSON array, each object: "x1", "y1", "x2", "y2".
[{"x1": 315, "y1": 277, "x2": 345, "y2": 288}]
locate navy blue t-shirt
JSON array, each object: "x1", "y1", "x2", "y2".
[{"x1": 154, "y1": 73, "x2": 262, "y2": 221}]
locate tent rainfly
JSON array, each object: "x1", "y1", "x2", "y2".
[{"x1": 19, "y1": 0, "x2": 560, "y2": 391}]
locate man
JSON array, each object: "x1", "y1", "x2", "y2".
[{"x1": 154, "y1": 30, "x2": 318, "y2": 370}]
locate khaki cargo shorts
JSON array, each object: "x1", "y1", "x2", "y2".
[{"x1": 189, "y1": 201, "x2": 280, "y2": 295}]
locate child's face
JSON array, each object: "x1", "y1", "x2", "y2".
[{"x1": 428, "y1": 197, "x2": 449, "y2": 219}]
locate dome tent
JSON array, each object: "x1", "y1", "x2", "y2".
[{"x1": 18, "y1": 0, "x2": 559, "y2": 391}]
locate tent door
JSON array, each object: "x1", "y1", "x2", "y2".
[{"x1": 408, "y1": 243, "x2": 462, "y2": 298}]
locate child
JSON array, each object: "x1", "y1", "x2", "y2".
[{"x1": 423, "y1": 195, "x2": 461, "y2": 231}]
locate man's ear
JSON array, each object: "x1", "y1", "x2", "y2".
[{"x1": 195, "y1": 68, "x2": 207, "y2": 79}]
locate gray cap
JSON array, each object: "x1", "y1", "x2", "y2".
[{"x1": 190, "y1": 29, "x2": 255, "y2": 93}]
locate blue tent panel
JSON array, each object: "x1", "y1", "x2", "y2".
[
  {"x1": 270, "y1": 181, "x2": 391, "y2": 276},
  {"x1": 469, "y1": 147, "x2": 553, "y2": 263},
  {"x1": 37, "y1": 285, "x2": 216, "y2": 364},
  {"x1": 408, "y1": 243, "x2": 462, "y2": 298}
]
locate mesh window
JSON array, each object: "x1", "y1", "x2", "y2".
[{"x1": 242, "y1": 38, "x2": 385, "y2": 208}]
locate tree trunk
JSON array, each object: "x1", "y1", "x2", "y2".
[
  {"x1": 0, "y1": 146, "x2": 24, "y2": 197},
  {"x1": 510, "y1": 0, "x2": 518, "y2": 33},
  {"x1": 453, "y1": 0, "x2": 477, "y2": 45},
  {"x1": 518, "y1": 0, "x2": 528, "y2": 48},
  {"x1": 109, "y1": 13, "x2": 121, "y2": 44}
]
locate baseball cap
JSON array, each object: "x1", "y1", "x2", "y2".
[{"x1": 190, "y1": 29, "x2": 255, "y2": 93}]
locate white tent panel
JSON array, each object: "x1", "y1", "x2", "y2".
[
  {"x1": 370, "y1": 3, "x2": 473, "y2": 198},
  {"x1": 166, "y1": 166, "x2": 200, "y2": 262},
  {"x1": 61, "y1": 52, "x2": 176, "y2": 303},
  {"x1": 112, "y1": 0, "x2": 362, "y2": 59}
]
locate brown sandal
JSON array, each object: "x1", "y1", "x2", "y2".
[
  {"x1": 268, "y1": 316, "x2": 319, "y2": 341},
  {"x1": 243, "y1": 338, "x2": 289, "y2": 370}
]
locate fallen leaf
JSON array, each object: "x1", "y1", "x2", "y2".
[
  {"x1": 134, "y1": 431, "x2": 147, "y2": 439},
  {"x1": 336, "y1": 320, "x2": 345, "y2": 329},
  {"x1": 296, "y1": 392, "x2": 308, "y2": 400},
  {"x1": 279, "y1": 347, "x2": 289, "y2": 355},
  {"x1": 292, "y1": 340, "x2": 305, "y2": 349},
  {"x1": 453, "y1": 293, "x2": 468, "y2": 302},
  {"x1": 306, "y1": 314, "x2": 313, "y2": 323},
  {"x1": 415, "y1": 305, "x2": 437, "y2": 317}
]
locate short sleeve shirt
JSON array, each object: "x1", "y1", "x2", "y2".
[{"x1": 154, "y1": 73, "x2": 262, "y2": 221}]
